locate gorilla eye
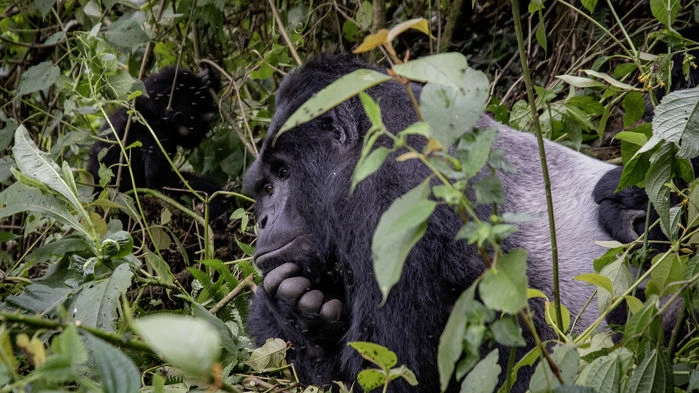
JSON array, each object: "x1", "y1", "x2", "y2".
[
  {"x1": 278, "y1": 167, "x2": 289, "y2": 179},
  {"x1": 263, "y1": 184, "x2": 274, "y2": 195}
]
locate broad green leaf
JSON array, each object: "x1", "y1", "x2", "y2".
[
  {"x1": 597, "y1": 257, "x2": 633, "y2": 313},
  {"x1": 649, "y1": 86, "x2": 699, "y2": 158},
  {"x1": 349, "y1": 342, "x2": 398, "y2": 369},
  {"x1": 460, "y1": 350, "x2": 500, "y2": 393},
  {"x1": 479, "y1": 248, "x2": 528, "y2": 314},
  {"x1": 622, "y1": 92, "x2": 646, "y2": 128},
  {"x1": 624, "y1": 301, "x2": 661, "y2": 349},
  {"x1": 277, "y1": 69, "x2": 392, "y2": 135},
  {"x1": 438, "y1": 286, "x2": 476, "y2": 391},
  {"x1": 535, "y1": 18, "x2": 546, "y2": 51},
  {"x1": 18, "y1": 61, "x2": 60, "y2": 95},
  {"x1": 574, "y1": 273, "x2": 614, "y2": 295},
  {"x1": 40, "y1": 324, "x2": 88, "y2": 381},
  {"x1": 577, "y1": 348, "x2": 633, "y2": 393},
  {"x1": 33, "y1": 0, "x2": 56, "y2": 17},
  {"x1": 626, "y1": 348, "x2": 673, "y2": 393},
  {"x1": 393, "y1": 53, "x2": 468, "y2": 89},
  {"x1": 357, "y1": 369, "x2": 385, "y2": 391},
  {"x1": 372, "y1": 179, "x2": 436, "y2": 301},
  {"x1": 352, "y1": 147, "x2": 389, "y2": 192},
  {"x1": 70, "y1": 263, "x2": 133, "y2": 331},
  {"x1": 103, "y1": 14, "x2": 149, "y2": 49},
  {"x1": 490, "y1": 317, "x2": 526, "y2": 348},
  {"x1": 650, "y1": 0, "x2": 680, "y2": 26},
  {"x1": 648, "y1": 252, "x2": 685, "y2": 296},
  {"x1": 134, "y1": 314, "x2": 221, "y2": 378},
  {"x1": 544, "y1": 301, "x2": 571, "y2": 333},
  {"x1": 614, "y1": 130, "x2": 648, "y2": 146},
  {"x1": 420, "y1": 67, "x2": 489, "y2": 149},
  {"x1": 455, "y1": 126, "x2": 497, "y2": 180},
  {"x1": 623, "y1": 295, "x2": 644, "y2": 314},
  {"x1": 5, "y1": 282, "x2": 72, "y2": 316},
  {"x1": 82, "y1": 332, "x2": 141, "y2": 393}
]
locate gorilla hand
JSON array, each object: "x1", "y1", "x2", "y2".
[{"x1": 262, "y1": 262, "x2": 343, "y2": 321}]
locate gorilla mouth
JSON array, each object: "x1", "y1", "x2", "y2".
[{"x1": 254, "y1": 235, "x2": 309, "y2": 273}]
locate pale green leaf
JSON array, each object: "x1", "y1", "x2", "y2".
[
  {"x1": 460, "y1": 350, "x2": 500, "y2": 393},
  {"x1": 479, "y1": 248, "x2": 528, "y2": 314},
  {"x1": 19, "y1": 61, "x2": 60, "y2": 95},
  {"x1": 650, "y1": 86, "x2": 699, "y2": 158},
  {"x1": 83, "y1": 333, "x2": 141, "y2": 393},
  {"x1": 349, "y1": 341, "x2": 398, "y2": 370},
  {"x1": 438, "y1": 286, "x2": 475, "y2": 391}
]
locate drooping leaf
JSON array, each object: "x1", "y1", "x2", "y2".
[
  {"x1": 386, "y1": 18, "x2": 430, "y2": 41},
  {"x1": 372, "y1": 179, "x2": 436, "y2": 301},
  {"x1": 353, "y1": 29, "x2": 389, "y2": 53},
  {"x1": 438, "y1": 286, "x2": 475, "y2": 391},
  {"x1": 277, "y1": 69, "x2": 392, "y2": 135}
]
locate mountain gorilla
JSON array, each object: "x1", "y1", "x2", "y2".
[
  {"x1": 243, "y1": 55, "x2": 618, "y2": 392},
  {"x1": 87, "y1": 66, "x2": 225, "y2": 216}
]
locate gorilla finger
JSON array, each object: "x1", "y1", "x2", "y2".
[
  {"x1": 277, "y1": 276, "x2": 312, "y2": 305},
  {"x1": 298, "y1": 289, "x2": 324, "y2": 314},
  {"x1": 320, "y1": 299, "x2": 343, "y2": 321},
  {"x1": 263, "y1": 263, "x2": 301, "y2": 296}
]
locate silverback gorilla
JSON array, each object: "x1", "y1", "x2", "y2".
[
  {"x1": 87, "y1": 67, "x2": 224, "y2": 215},
  {"x1": 243, "y1": 55, "x2": 618, "y2": 392}
]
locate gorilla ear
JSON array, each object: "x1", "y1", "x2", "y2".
[{"x1": 333, "y1": 125, "x2": 347, "y2": 145}]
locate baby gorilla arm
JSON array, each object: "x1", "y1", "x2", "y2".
[{"x1": 263, "y1": 262, "x2": 343, "y2": 321}]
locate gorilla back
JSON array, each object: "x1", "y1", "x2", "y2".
[{"x1": 243, "y1": 55, "x2": 616, "y2": 392}]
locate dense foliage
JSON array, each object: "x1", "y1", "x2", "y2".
[{"x1": 0, "y1": 1, "x2": 697, "y2": 392}]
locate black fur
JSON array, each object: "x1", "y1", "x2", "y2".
[
  {"x1": 243, "y1": 55, "x2": 617, "y2": 392},
  {"x1": 87, "y1": 67, "x2": 225, "y2": 216}
]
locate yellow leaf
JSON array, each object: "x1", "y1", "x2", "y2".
[
  {"x1": 387, "y1": 18, "x2": 431, "y2": 42},
  {"x1": 423, "y1": 137, "x2": 442, "y2": 155},
  {"x1": 396, "y1": 152, "x2": 421, "y2": 162},
  {"x1": 353, "y1": 29, "x2": 389, "y2": 53},
  {"x1": 16, "y1": 333, "x2": 46, "y2": 367}
]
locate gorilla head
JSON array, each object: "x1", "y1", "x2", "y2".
[{"x1": 244, "y1": 54, "x2": 617, "y2": 392}]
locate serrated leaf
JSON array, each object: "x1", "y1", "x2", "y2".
[
  {"x1": 133, "y1": 314, "x2": 221, "y2": 378},
  {"x1": 577, "y1": 348, "x2": 633, "y2": 393},
  {"x1": 349, "y1": 341, "x2": 398, "y2": 369},
  {"x1": 479, "y1": 248, "x2": 528, "y2": 314},
  {"x1": 19, "y1": 61, "x2": 60, "y2": 95},
  {"x1": 82, "y1": 332, "x2": 141, "y2": 393},
  {"x1": 277, "y1": 69, "x2": 391, "y2": 135},
  {"x1": 372, "y1": 180, "x2": 436, "y2": 301},
  {"x1": 650, "y1": 86, "x2": 699, "y2": 158},
  {"x1": 646, "y1": 143, "x2": 675, "y2": 237}
]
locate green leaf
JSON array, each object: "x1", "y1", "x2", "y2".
[
  {"x1": 82, "y1": 332, "x2": 141, "y2": 393},
  {"x1": 580, "y1": 0, "x2": 598, "y2": 12},
  {"x1": 420, "y1": 67, "x2": 489, "y2": 149},
  {"x1": 460, "y1": 349, "x2": 500, "y2": 393},
  {"x1": 622, "y1": 92, "x2": 646, "y2": 128},
  {"x1": 40, "y1": 324, "x2": 88, "y2": 382},
  {"x1": 438, "y1": 286, "x2": 476, "y2": 391},
  {"x1": 277, "y1": 69, "x2": 392, "y2": 135},
  {"x1": 70, "y1": 263, "x2": 133, "y2": 331},
  {"x1": 479, "y1": 248, "x2": 528, "y2": 314},
  {"x1": 18, "y1": 61, "x2": 60, "y2": 95},
  {"x1": 491, "y1": 317, "x2": 526, "y2": 347},
  {"x1": 529, "y1": 344, "x2": 579, "y2": 392},
  {"x1": 103, "y1": 14, "x2": 149, "y2": 49},
  {"x1": 649, "y1": 86, "x2": 699, "y2": 158},
  {"x1": 598, "y1": 257, "x2": 633, "y2": 312},
  {"x1": 626, "y1": 348, "x2": 673, "y2": 393},
  {"x1": 352, "y1": 146, "x2": 389, "y2": 192},
  {"x1": 33, "y1": 0, "x2": 56, "y2": 17},
  {"x1": 372, "y1": 179, "x2": 436, "y2": 301},
  {"x1": 648, "y1": 252, "x2": 685, "y2": 296},
  {"x1": 12, "y1": 126, "x2": 92, "y2": 234},
  {"x1": 583, "y1": 69, "x2": 643, "y2": 92},
  {"x1": 650, "y1": 0, "x2": 680, "y2": 26},
  {"x1": 455, "y1": 125, "x2": 497, "y2": 180},
  {"x1": 133, "y1": 314, "x2": 221, "y2": 378},
  {"x1": 556, "y1": 75, "x2": 606, "y2": 89},
  {"x1": 646, "y1": 143, "x2": 675, "y2": 237},
  {"x1": 574, "y1": 272, "x2": 614, "y2": 295},
  {"x1": 349, "y1": 342, "x2": 398, "y2": 370},
  {"x1": 357, "y1": 369, "x2": 385, "y2": 391},
  {"x1": 393, "y1": 53, "x2": 468, "y2": 88},
  {"x1": 577, "y1": 348, "x2": 633, "y2": 393}
]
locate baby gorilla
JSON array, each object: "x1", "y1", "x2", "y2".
[{"x1": 87, "y1": 66, "x2": 222, "y2": 213}]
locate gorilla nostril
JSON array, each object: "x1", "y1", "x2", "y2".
[{"x1": 259, "y1": 215, "x2": 268, "y2": 229}]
